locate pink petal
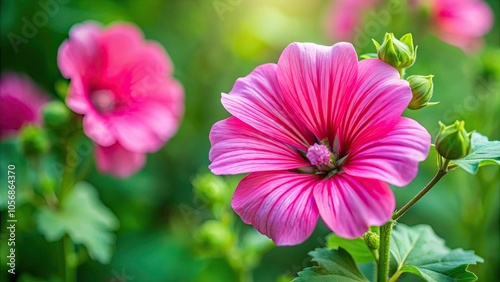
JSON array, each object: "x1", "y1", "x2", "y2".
[
  {"x1": 431, "y1": 0, "x2": 493, "y2": 52},
  {"x1": 343, "y1": 117, "x2": 431, "y2": 186},
  {"x1": 95, "y1": 143, "x2": 145, "y2": 178},
  {"x1": 232, "y1": 171, "x2": 319, "y2": 245},
  {"x1": 314, "y1": 175, "x2": 395, "y2": 238},
  {"x1": 276, "y1": 42, "x2": 358, "y2": 142},
  {"x1": 57, "y1": 21, "x2": 101, "y2": 79},
  {"x1": 339, "y1": 58, "x2": 411, "y2": 152},
  {"x1": 326, "y1": 0, "x2": 381, "y2": 40},
  {"x1": 66, "y1": 76, "x2": 91, "y2": 114},
  {"x1": 142, "y1": 78, "x2": 184, "y2": 140},
  {"x1": 82, "y1": 113, "x2": 116, "y2": 147},
  {"x1": 101, "y1": 24, "x2": 172, "y2": 77},
  {"x1": 0, "y1": 73, "x2": 49, "y2": 138},
  {"x1": 222, "y1": 63, "x2": 312, "y2": 149},
  {"x1": 103, "y1": 40, "x2": 181, "y2": 153},
  {"x1": 209, "y1": 117, "x2": 310, "y2": 175}
]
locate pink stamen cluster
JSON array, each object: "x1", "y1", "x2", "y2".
[{"x1": 306, "y1": 143, "x2": 332, "y2": 167}]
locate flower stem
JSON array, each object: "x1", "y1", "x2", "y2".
[
  {"x1": 393, "y1": 164, "x2": 449, "y2": 221},
  {"x1": 64, "y1": 235, "x2": 76, "y2": 282},
  {"x1": 377, "y1": 220, "x2": 395, "y2": 282}
]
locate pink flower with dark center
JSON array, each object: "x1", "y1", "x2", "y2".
[
  {"x1": 429, "y1": 0, "x2": 493, "y2": 52},
  {"x1": 58, "y1": 22, "x2": 183, "y2": 177},
  {"x1": 0, "y1": 73, "x2": 49, "y2": 139},
  {"x1": 209, "y1": 42, "x2": 431, "y2": 245}
]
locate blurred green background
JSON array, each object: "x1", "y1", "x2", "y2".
[{"x1": 0, "y1": 0, "x2": 499, "y2": 281}]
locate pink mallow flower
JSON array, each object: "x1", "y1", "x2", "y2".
[
  {"x1": 209, "y1": 42, "x2": 431, "y2": 245},
  {"x1": 58, "y1": 22, "x2": 183, "y2": 178},
  {"x1": 0, "y1": 73, "x2": 49, "y2": 139},
  {"x1": 326, "y1": 0, "x2": 381, "y2": 41},
  {"x1": 429, "y1": 0, "x2": 493, "y2": 52}
]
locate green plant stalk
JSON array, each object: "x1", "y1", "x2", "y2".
[
  {"x1": 377, "y1": 220, "x2": 395, "y2": 282},
  {"x1": 393, "y1": 161, "x2": 449, "y2": 221},
  {"x1": 377, "y1": 160, "x2": 451, "y2": 281},
  {"x1": 64, "y1": 235, "x2": 76, "y2": 282}
]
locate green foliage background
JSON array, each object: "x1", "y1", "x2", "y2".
[{"x1": 0, "y1": 0, "x2": 498, "y2": 281}]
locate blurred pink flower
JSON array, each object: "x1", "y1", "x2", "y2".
[
  {"x1": 0, "y1": 73, "x2": 49, "y2": 139},
  {"x1": 58, "y1": 22, "x2": 183, "y2": 178},
  {"x1": 430, "y1": 0, "x2": 493, "y2": 52},
  {"x1": 209, "y1": 42, "x2": 430, "y2": 245},
  {"x1": 326, "y1": 0, "x2": 381, "y2": 40}
]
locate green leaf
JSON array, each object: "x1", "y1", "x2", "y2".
[
  {"x1": 326, "y1": 233, "x2": 374, "y2": 263},
  {"x1": 35, "y1": 182, "x2": 119, "y2": 264},
  {"x1": 452, "y1": 132, "x2": 500, "y2": 174},
  {"x1": 294, "y1": 248, "x2": 369, "y2": 282},
  {"x1": 390, "y1": 224, "x2": 483, "y2": 282}
]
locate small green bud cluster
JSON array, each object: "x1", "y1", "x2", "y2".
[
  {"x1": 363, "y1": 231, "x2": 380, "y2": 250},
  {"x1": 373, "y1": 33, "x2": 438, "y2": 110},
  {"x1": 19, "y1": 125, "x2": 50, "y2": 157},
  {"x1": 436, "y1": 120, "x2": 472, "y2": 160},
  {"x1": 43, "y1": 100, "x2": 71, "y2": 128},
  {"x1": 192, "y1": 173, "x2": 229, "y2": 207},
  {"x1": 407, "y1": 75, "x2": 438, "y2": 110},
  {"x1": 373, "y1": 33, "x2": 417, "y2": 71},
  {"x1": 194, "y1": 220, "x2": 234, "y2": 256}
]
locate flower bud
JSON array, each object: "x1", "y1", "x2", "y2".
[
  {"x1": 407, "y1": 75, "x2": 437, "y2": 110},
  {"x1": 193, "y1": 173, "x2": 228, "y2": 206},
  {"x1": 194, "y1": 220, "x2": 233, "y2": 256},
  {"x1": 363, "y1": 231, "x2": 380, "y2": 250},
  {"x1": 435, "y1": 121, "x2": 472, "y2": 160},
  {"x1": 19, "y1": 125, "x2": 49, "y2": 157},
  {"x1": 43, "y1": 100, "x2": 71, "y2": 128},
  {"x1": 373, "y1": 33, "x2": 417, "y2": 70}
]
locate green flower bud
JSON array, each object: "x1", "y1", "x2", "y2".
[
  {"x1": 435, "y1": 121, "x2": 472, "y2": 160},
  {"x1": 407, "y1": 75, "x2": 438, "y2": 110},
  {"x1": 373, "y1": 33, "x2": 417, "y2": 70},
  {"x1": 192, "y1": 173, "x2": 228, "y2": 206},
  {"x1": 19, "y1": 125, "x2": 50, "y2": 157},
  {"x1": 194, "y1": 220, "x2": 233, "y2": 255},
  {"x1": 363, "y1": 231, "x2": 380, "y2": 250},
  {"x1": 43, "y1": 101, "x2": 71, "y2": 128}
]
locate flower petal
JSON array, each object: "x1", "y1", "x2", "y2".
[
  {"x1": 343, "y1": 117, "x2": 431, "y2": 186},
  {"x1": 314, "y1": 175, "x2": 395, "y2": 239},
  {"x1": 95, "y1": 143, "x2": 145, "y2": 178},
  {"x1": 339, "y1": 58, "x2": 411, "y2": 152},
  {"x1": 222, "y1": 63, "x2": 311, "y2": 149},
  {"x1": 232, "y1": 171, "x2": 319, "y2": 245},
  {"x1": 82, "y1": 113, "x2": 116, "y2": 147},
  {"x1": 57, "y1": 21, "x2": 101, "y2": 79},
  {"x1": 209, "y1": 117, "x2": 310, "y2": 175},
  {"x1": 276, "y1": 42, "x2": 358, "y2": 141}
]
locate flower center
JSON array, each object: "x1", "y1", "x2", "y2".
[
  {"x1": 307, "y1": 144, "x2": 333, "y2": 167},
  {"x1": 91, "y1": 89, "x2": 115, "y2": 114}
]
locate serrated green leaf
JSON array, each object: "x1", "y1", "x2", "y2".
[
  {"x1": 35, "y1": 182, "x2": 119, "y2": 264},
  {"x1": 390, "y1": 224, "x2": 483, "y2": 282},
  {"x1": 294, "y1": 248, "x2": 369, "y2": 282},
  {"x1": 326, "y1": 233, "x2": 374, "y2": 263},
  {"x1": 452, "y1": 132, "x2": 500, "y2": 174}
]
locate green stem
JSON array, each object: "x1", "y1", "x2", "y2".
[
  {"x1": 398, "y1": 68, "x2": 406, "y2": 79},
  {"x1": 393, "y1": 165, "x2": 449, "y2": 221},
  {"x1": 377, "y1": 220, "x2": 395, "y2": 282},
  {"x1": 388, "y1": 270, "x2": 403, "y2": 282},
  {"x1": 370, "y1": 248, "x2": 379, "y2": 263},
  {"x1": 237, "y1": 267, "x2": 252, "y2": 282},
  {"x1": 64, "y1": 235, "x2": 76, "y2": 282}
]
